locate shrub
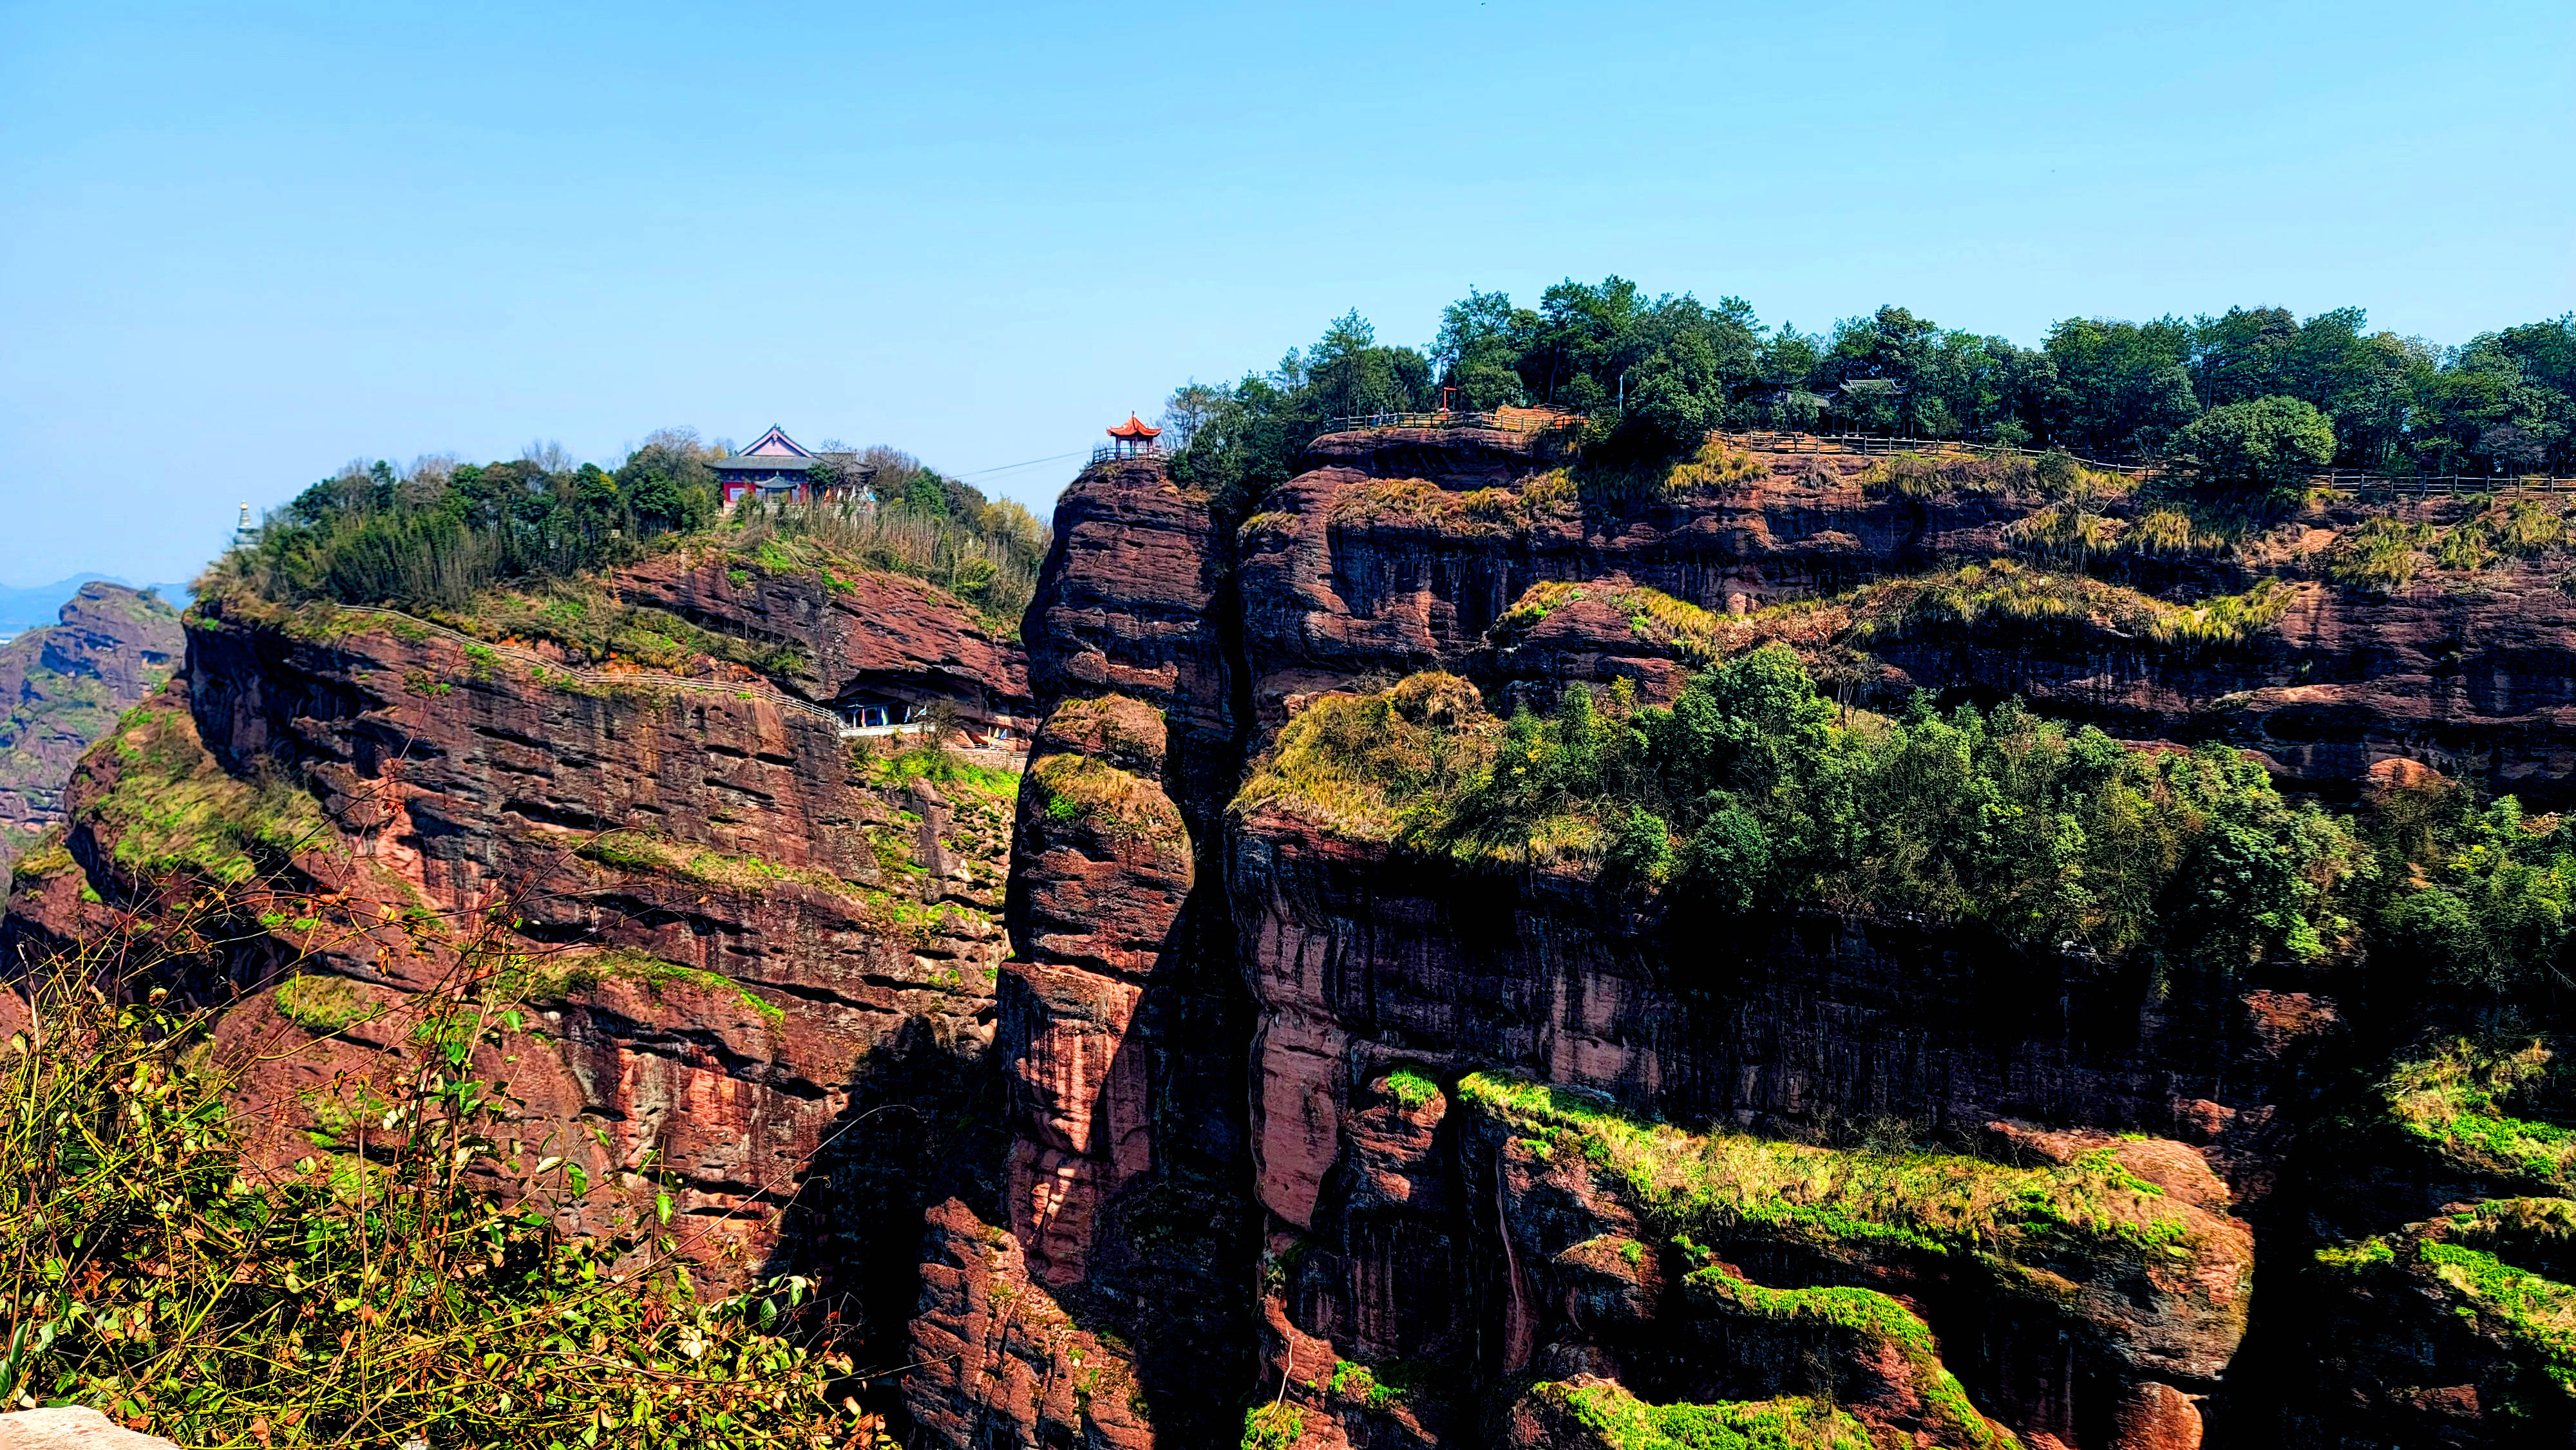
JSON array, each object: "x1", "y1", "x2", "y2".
[
  {"x1": 2003, "y1": 502, "x2": 2118, "y2": 565},
  {"x1": 272, "y1": 974, "x2": 374, "y2": 1034},
  {"x1": 2119, "y1": 505, "x2": 2230, "y2": 558},
  {"x1": 2174, "y1": 395, "x2": 2337, "y2": 504},
  {"x1": 1857, "y1": 451, "x2": 2036, "y2": 499},
  {"x1": 2325, "y1": 516, "x2": 2432, "y2": 591},
  {"x1": 1379, "y1": 1069, "x2": 1441, "y2": 1111},
  {"x1": 1240, "y1": 1402, "x2": 1304, "y2": 1450},
  {"x1": 1538, "y1": 1378, "x2": 1870, "y2": 1450},
  {"x1": 0, "y1": 893, "x2": 879, "y2": 1449}
]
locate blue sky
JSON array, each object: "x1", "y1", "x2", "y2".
[{"x1": 1, "y1": 0, "x2": 2569, "y2": 586}]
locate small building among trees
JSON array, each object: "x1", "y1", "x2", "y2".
[{"x1": 714, "y1": 427, "x2": 875, "y2": 506}]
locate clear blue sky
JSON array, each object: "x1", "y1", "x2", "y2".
[{"x1": 2, "y1": 0, "x2": 2569, "y2": 586}]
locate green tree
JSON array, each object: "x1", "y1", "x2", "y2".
[
  {"x1": 1432, "y1": 288, "x2": 1534, "y2": 408},
  {"x1": 2041, "y1": 315, "x2": 2200, "y2": 455},
  {"x1": 2172, "y1": 395, "x2": 2337, "y2": 502}
]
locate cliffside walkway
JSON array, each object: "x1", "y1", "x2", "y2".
[{"x1": 330, "y1": 605, "x2": 929, "y2": 742}]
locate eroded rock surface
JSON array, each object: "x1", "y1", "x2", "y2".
[
  {"x1": 3, "y1": 559, "x2": 1025, "y2": 1365},
  {"x1": 904, "y1": 458, "x2": 1256, "y2": 1447},
  {"x1": 941, "y1": 431, "x2": 2576, "y2": 1447}
]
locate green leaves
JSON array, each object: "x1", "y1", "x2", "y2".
[
  {"x1": 2173, "y1": 394, "x2": 2338, "y2": 502},
  {"x1": 0, "y1": 959, "x2": 868, "y2": 1450}
]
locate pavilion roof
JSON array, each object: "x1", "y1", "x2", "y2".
[{"x1": 1106, "y1": 415, "x2": 1162, "y2": 438}]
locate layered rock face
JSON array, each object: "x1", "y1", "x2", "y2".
[
  {"x1": 905, "y1": 459, "x2": 1257, "y2": 1448},
  {"x1": 1243, "y1": 429, "x2": 2576, "y2": 805},
  {"x1": 0, "y1": 581, "x2": 182, "y2": 881},
  {"x1": 3, "y1": 561, "x2": 1027, "y2": 1359},
  {"x1": 943, "y1": 431, "x2": 2576, "y2": 1448}
]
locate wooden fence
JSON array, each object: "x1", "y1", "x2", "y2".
[{"x1": 1320, "y1": 408, "x2": 1582, "y2": 436}]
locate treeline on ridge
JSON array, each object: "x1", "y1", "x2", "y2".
[
  {"x1": 219, "y1": 429, "x2": 1049, "y2": 622},
  {"x1": 1166, "y1": 281, "x2": 2576, "y2": 507}
]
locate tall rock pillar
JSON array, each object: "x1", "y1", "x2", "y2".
[{"x1": 907, "y1": 455, "x2": 1253, "y2": 1447}]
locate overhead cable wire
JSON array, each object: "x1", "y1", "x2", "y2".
[{"x1": 955, "y1": 449, "x2": 1085, "y2": 478}]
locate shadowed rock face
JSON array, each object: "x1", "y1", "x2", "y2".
[
  {"x1": 2, "y1": 561, "x2": 1025, "y2": 1367},
  {"x1": 936, "y1": 433, "x2": 2576, "y2": 1449},
  {"x1": 904, "y1": 460, "x2": 1258, "y2": 1449},
  {"x1": 0, "y1": 582, "x2": 182, "y2": 880}
]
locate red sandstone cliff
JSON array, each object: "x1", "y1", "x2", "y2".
[
  {"x1": 3, "y1": 558, "x2": 1027, "y2": 1365},
  {"x1": 932, "y1": 430, "x2": 2576, "y2": 1449},
  {"x1": 23, "y1": 426, "x2": 2576, "y2": 1447}
]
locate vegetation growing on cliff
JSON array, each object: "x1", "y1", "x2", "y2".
[
  {"x1": 1233, "y1": 673, "x2": 1498, "y2": 843},
  {"x1": 2320, "y1": 498, "x2": 2573, "y2": 594},
  {"x1": 2314, "y1": 1198, "x2": 2576, "y2": 1395},
  {"x1": 1846, "y1": 562, "x2": 2301, "y2": 652},
  {"x1": 0, "y1": 901, "x2": 878, "y2": 1449},
  {"x1": 1466, "y1": 1073, "x2": 2212, "y2": 1445},
  {"x1": 578, "y1": 829, "x2": 868, "y2": 900},
  {"x1": 216, "y1": 429, "x2": 1046, "y2": 635},
  {"x1": 1493, "y1": 582, "x2": 1735, "y2": 663},
  {"x1": 1240, "y1": 649, "x2": 2365, "y2": 971},
  {"x1": 1244, "y1": 645, "x2": 2576, "y2": 1003},
  {"x1": 1683, "y1": 1268, "x2": 2008, "y2": 1448},
  {"x1": 91, "y1": 697, "x2": 332, "y2": 886},
  {"x1": 1459, "y1": 1073, "x2": 2205, "y2": 1271},
  {"x1": 1531, "y1": 1377, "x2": 1871, "y2": 1450},
  {"x1": 2382, "y1": 1039, "x2": 2576, "y2": 1192},
  {"x1": 723, "y1": 476, "x2": 1048, "y2": 630},
  {"x1": 1027, "y1": 753, "x2": 1187, "y2": 848},
  {"x1": 505, "y1": 947, "x2": 785, "y2": 1024}
]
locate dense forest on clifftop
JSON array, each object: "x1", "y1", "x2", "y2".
[{"x1": 1164, "y1": 281, "x2": 2576, "y2": 507}]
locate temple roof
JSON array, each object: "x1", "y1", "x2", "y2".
[
  {"x1": 712, "y1": 455, "x2": 816, "y2": 473},
  {"x1": 1106, "y1": 415, "x2": 1162, "y2": 438},
  {"x1": 738, "y1": 426, "x2": 814, "y2": 457}
]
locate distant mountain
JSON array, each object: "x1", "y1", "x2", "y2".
[
  {"x1": 0, "y1": 582, "x2": 187, "y2": 889},
  {"x1": 0, "y1": 576, "x2": 191, "y2": 637}
]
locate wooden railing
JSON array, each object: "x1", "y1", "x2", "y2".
[{"x1": 1090, "y1": 442, "x2": 1169, "y2": 466}]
